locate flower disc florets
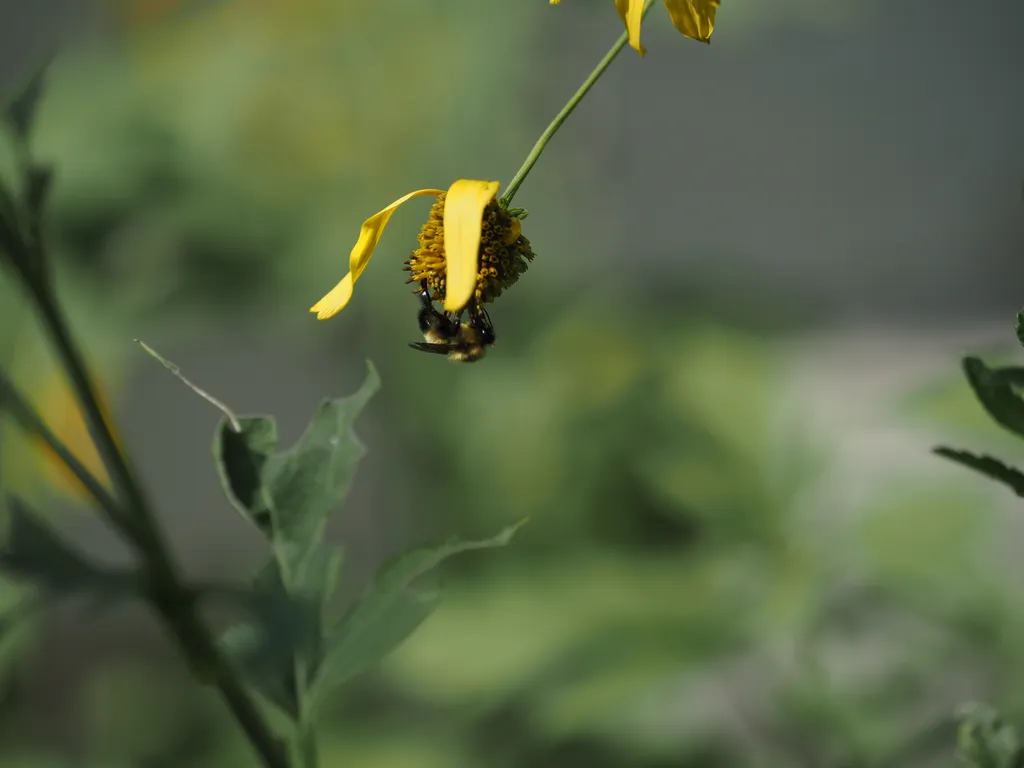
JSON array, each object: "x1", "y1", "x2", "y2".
[{"x1": 405, "y1": 192, "x2": 535, "y2": 307}]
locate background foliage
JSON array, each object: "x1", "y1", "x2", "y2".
[{"x1": 0, "y1": 0, "x2": 1023, "y2": 766}]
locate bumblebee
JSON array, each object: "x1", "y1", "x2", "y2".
[{"x1": 409, "y1": 282, "x2": 496, "y2": 363}]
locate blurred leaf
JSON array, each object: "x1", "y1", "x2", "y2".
[
  {"x1": 221, "y1": 544, "x2": 343, "y2": 718},
  {"x1": 213, "y1": 416, "x2": 276, "y2": 537},
  {"x1": 310, "y1": 519, "x2": 527, "y2": 711},
  {"x1": 213, "y1": 362, "x2": 379, "y2": 578},
  {"x1": 0, "y1": 496, "x2": 136, "y2": 598},
  {"x1": 1016, "y1": 311, "x2": 1024, "y2": 349},
  {"x1": 0, "y1": 582, "x2": 40, "y2": 698},
  {"x1": 220, "y1": 621, "x2": 298, "y2": 718},
  {"x1": 934, "y1": 447, "x2": 1024, "y2": 498},
  {"x1": 213, "y1": 363, "x2": 377, "y2": 719},
  {"x1": 962, "y1": 357, "x2": 1024, "y2": 439},
  {"x1": 4, "y1": 62, "x2": 48, "y2": 140},
  {"x1": 957, "y1": 702, "x2": 1024, "y2": 768},
  {"x1": 264, "y1": 362, "x2": 379, "y2": 573},
  {"x1": 24, "y1": 164, "x2": 53, "y2": 219}
]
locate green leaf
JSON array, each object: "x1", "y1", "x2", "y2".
[
  {"x1": 213, "y1": 416, "x2": 277, "y2": 537},
  {"x1": 1016, "y1": 311, "x2": 1024, "y2": 349},
  {"x1": 220, "y1": 544, "x2": 343, "y2": 719},
  {"x1": 4, "y1": 61, "x2": 48, "y2": 140},
  {"x1": 266, "y1": 362, "x2": 380, "y2": 570},
  {"x1": 211, "y1": 364, "x2": 378, "y2": 719},
  {"x1": 0, "y1": 497, "x2": 138, "y2": 599},
  {"x1": 309, "y1": 519, "x2": 527, "y2": 712},
  {"x1": 956, "y1": 702, "x2": 1024, "y2": 768},
  {"x1": 220, "y1": 559, "x2": 306, "y2": 717},
  {"x1": 213, "y1": 361, "x2": 379, "y2": 578},
  {"x1": 962, "y1": 357, "x2": 1024, "y2": 439},
  {"x1": 934, "y1": 447, "x2": 1024, "y2": 497}
]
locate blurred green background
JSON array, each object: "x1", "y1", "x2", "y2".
[{"x1": 1, "y1": 0, "x2": 1024, "y2": 765}]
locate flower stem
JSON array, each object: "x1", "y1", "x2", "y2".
[
  {"x1": 31, "y1": 289, "x2": 291, "y2": 768},
  {"x1": 499, "y1": 0, "x2": 656, "y2": 207}
]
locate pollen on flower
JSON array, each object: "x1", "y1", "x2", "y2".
[{"x1": 404, "y1": 192, "x2": 535, "y2": 307}]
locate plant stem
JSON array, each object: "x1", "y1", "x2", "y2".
[
  {"x1": 29, "y1": 290, "x2": 291, "y2": 768},
  {"x1": 499, "y1": 0, "x2": 656, "y2": 207},
  {"x1": 0, "y1": 370, "x2": 122, "y2": 521},
  {"x1": 292, "y1": 659, "x2": 319, "y2": 768},
  {"x1": 1, "y1": 95, "x2": 291, "y2": 768}
]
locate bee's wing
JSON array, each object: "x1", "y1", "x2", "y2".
[{"x1": 408, "y1": 342, "x2": 451, "y2": 356}]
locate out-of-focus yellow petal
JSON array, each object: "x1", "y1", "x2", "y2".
[
  {"x1": 34, "y1": 376, "x2": 116, "y2": 500},
  {"x1": 442, "y1": 180, "x2": 500, "y2": 313},
  {"x1": 663, "y1": 0, "x2": 718, "y2": 43},
  {"x1": 614, "y1": 0, "x2": 647, "y2": 55},
  {"x1": 311, "y1": 188, "x2": 444, "y2": 319}
]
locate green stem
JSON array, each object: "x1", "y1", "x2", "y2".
[
  {"x1": 29, "y1": 290, "x2": 290, "y2": 768},
  {"x1": 1, "y1": 87, "x2": 290, "y2": 768},
  {"x1": 291, "y1": 694, "x2": 319, "y2": 768},
  {"x1": 35, "y1": 294, "x2": 151, "y2": 544},
  {"x1": 499, "y1": 0, "x2": 656, "y2": 207},
  {"x1": 0, "y1": 369, "x2": 123, "y2": 523}
]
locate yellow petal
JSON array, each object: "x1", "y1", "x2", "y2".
[
  {"x1": 442, "y1": 179, "x2": 500, "y2": 313},
  {"x1": 614, "y1": 0, "x2": 647, "y2": 55},
  {"x1": 310, "y1": 188, "x2": 445, "y2": 319},
  {"x1": 34, "y1": 375, "x2": 117, "y2": 499},
  {"x1": 663, "y1": 0, "x2": 718, "y2": 43}
]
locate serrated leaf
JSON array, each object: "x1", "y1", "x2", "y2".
[
  {"x1": 934, "y1": 447, "x2": 1024, "y2": 498},
  {"x1": 4, "y1": 63, "x2": 48, "y2": 140},
  {"x1": 963, "y1": 357, "x2": 1024, "y2": 439},
  {"x1": 213, "y1": 416, "x2": 277, "y2": 536},
  {"x1": 309, "y1": 519, "x2": 527, "y2": 712},
  {"x1": 956, "y1": 702, "x2": 1024, "y2": 768},
  {"x1": 212, "y1": 362, "x2": 379, "y2": 571},
  {"x1": 266, "y1": 362, "x2": 380, "y2": 573},
  {"x1": 0, "y1": 497, "x2": 137, "y2": 599}
]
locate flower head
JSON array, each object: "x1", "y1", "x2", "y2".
[
  {"x1": 553, "y1": 0, "x2": 719, "y2": 55},
  {"x1": 310, "y1": 179, "x2": 534, "y2": 320}
]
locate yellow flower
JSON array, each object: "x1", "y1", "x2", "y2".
[
  {"x1": 552, "y1": 0, "x2": 719, "y2": 54},
  {"x1": 311, "y1": 179, "x2": 534, "y2": 319}
]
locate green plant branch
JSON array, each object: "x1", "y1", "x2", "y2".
[
  {"x1": 0, "y1": 368, "x2": 124, "y2": 525},
  {"x1": 292, "y1": 663, "x2": 319, "y2": 768},
  {"x1": 499, "y1": 0, "x2": 656, "y2": 206},
  {"x1": 0, "y1": 179, "x2": 291, "y2": 767},
  {"x1": 29, "y1": 289, "x2": 290, "y2": 768}
]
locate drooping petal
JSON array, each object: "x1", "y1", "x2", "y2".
[
  {"x1": 442, "y1": 179, "x2": 500, "y2": 313},
  {"x1": 614, "y1": 0, "x2": 647, "y2": 55},
  {"x1": 310, "y1": 188, "x2": 445, "y2": 319},
  {"x1": 663, "y1": 0, "x2": 718, "y2": 44}
]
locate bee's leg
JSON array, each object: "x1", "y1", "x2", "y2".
[
  {"x1": 416, "y1": 283, "x2": 440, "y2": 335},
  {"x1": 417, "y1": 280, "x2": 433, "y2": 307},
  {"x1": 470, "y1": 303, "x2": 496, "y2": 346}
]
